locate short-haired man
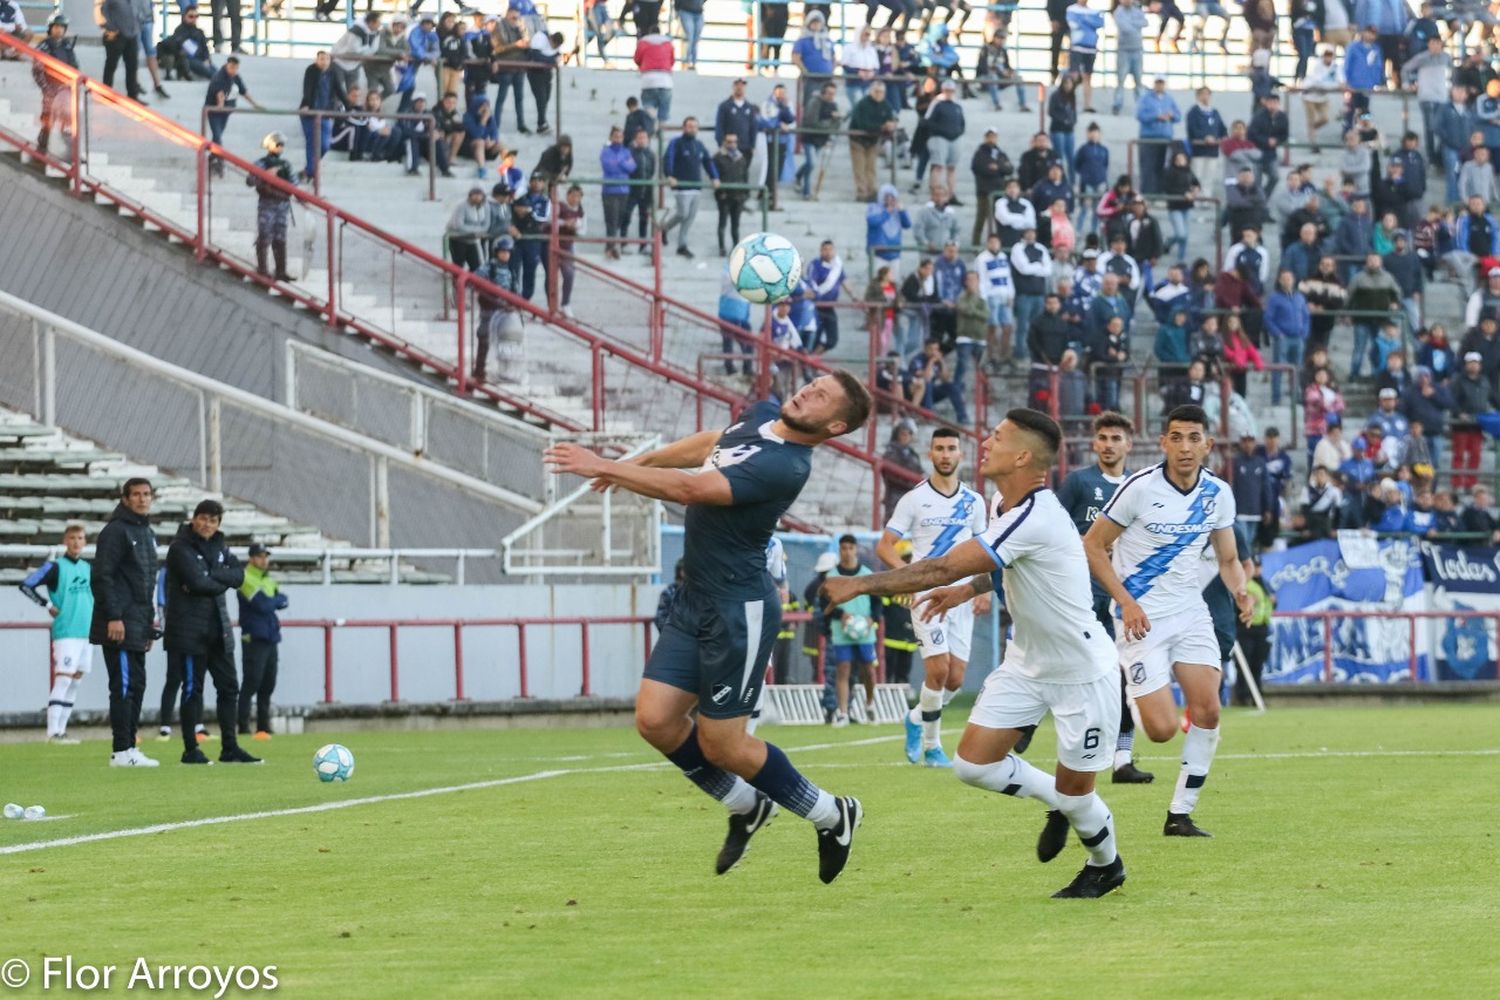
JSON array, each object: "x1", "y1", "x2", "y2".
[
  {"x1": 237, "y1": 543, "x2": 288, "y2": 740},
  {"x1": 20, "y1": 524, "x2": 92, "y2": 744},
  {"x1": 876, "y1": 427, "x2": 988, "y2": 767},
  {"x1": 163, "y1": 500, "x2": 261, "y2": 765},
  {"x1": 91, "y1": 478, "x2": 161, "y2": 767},
  {"x1": 1083, "y1": 405, "x2": 1252, "y2": 837},
  {"x1": 823, "y1": 534, "x2": 878, "y2": 727},
  {"x1": 825, "y1": 409, "x2": 1129, "y2": 898},
  {"x1": 544, "y1": 373, "x2": 874, "y2": 883}
]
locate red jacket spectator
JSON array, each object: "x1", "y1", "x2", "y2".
[{"x1": 634, "y1": 32, "x2": 674, "y2": 73}]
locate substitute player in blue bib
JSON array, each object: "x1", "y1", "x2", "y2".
[
  {"x1": 19, "y1": 523, "x2": 93, "y2": 744},
  {"x1": 1083, "y1": 404, "x2": 1252, "y2": 838},
  {"x1": 825, "y1": 410, "x2": 1128, "y2": 899},
  {"x1": 545, "y1": 373, "x2": 873, "y2": 884},
  {"x1": 875, "y1": 427, "x2": 987, "y2": 767},
  {"x1": 1054, "y1": 412, "x2": 1155, "y2": 784}
]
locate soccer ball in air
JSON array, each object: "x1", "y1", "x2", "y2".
[
  {"x1": 313, "y1": 743, "x2": 355, "y2": 783},
  {"x1": 728, "y1": 232, "x2": 803, "y2": 304}
]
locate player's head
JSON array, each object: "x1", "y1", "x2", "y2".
[
  {"x1": 928, "y1": 427, "x2": 962, "y2": 477},
  {"x1": 981, "y1": 408, "x2": 1060, "y2": 479},
  {"x1": 1161, "y1": 405, "x2": 1214, "y2": 476},
  {"x1": 779, "y1": 371, "x2": 872, "y2": 441},
  {"x1": 190, "y1": 499, "x2": 224, "y2": 539},
  {"x1": 62, "y1": 523, "x2": 86, "y2": 558},
  {"x1": 121, "y1": 477, "x2": 154, "y2": 515},
  {"x1": 838, "y1": 533, "x2": 859, "y2": 566},
  {"x1": 1092, "y1": 412, "x2": 1133, "y2": 469}
]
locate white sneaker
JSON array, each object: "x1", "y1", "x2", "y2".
[
  {"x1": 832, "y1": 713, "x2": 849, "y2": 729},
  {"x1": 48, "y1": 734, "x2": 81, "y2": 745},
  {"x1": 864, "y1": 701, "x2": 877, "y2": 722},
  {"x1": 111, "y1": 748, "x2": 160, "y2": 767}
]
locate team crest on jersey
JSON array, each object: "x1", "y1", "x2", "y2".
[
  {"x1": 1201, "y1": 496, "x2": 1217, "y2": 519},
  {"x1": 709, "y1": 443, "x2": 763, "y2": 469},
  {"x1": 1129, "y1": 662, "x2": 1146, "y2": 684},
  {"x1": 1093, "y1": 487, "x2": 1103, "y2": 500},
  {"x1": 711, "y1": 684, "x2": 734, "y2": 705}
]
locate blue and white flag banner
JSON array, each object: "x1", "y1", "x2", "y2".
[
  {"x1": 1263, "y1": 538, "x2": 1429, "y2": 684},
  {"x1": 1420, "y1": 543, "x2": 1500, "y2": 682}
]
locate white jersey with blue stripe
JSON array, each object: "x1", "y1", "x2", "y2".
[
  {"x1": 979, "y1": 487, "x2": 1115, "y2": 683},
  {"x1": 1100, "y1": 464, "x2": 1237, "y2": 619},
  {"x1": 884, "y1": 479, "x2": 987, "y2": 563}
]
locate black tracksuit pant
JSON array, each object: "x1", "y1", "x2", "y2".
[
  {"x1": 238, "y1": 639, "x2": 279, "y2": 734},
  {"x1": 170, "y1": 649, "x2": 241, "y2": 754},
  {"x1": 103, "y1": 644, "x2": 147, "y2": 753}
]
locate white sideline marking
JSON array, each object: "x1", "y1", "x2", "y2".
[
  {"x1": 0, "y1": 735, "x2": 899, "y2": 856},
  {"x1": 4, "y1": 742, "x2": 1496, "y2": 856}
]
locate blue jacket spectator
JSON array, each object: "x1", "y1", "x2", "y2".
[
  {"x1": 792, "y1": 22, "x2": 835, "y2": 75},
  {"x1": 1437, "y1": 100, "x2": 1476, "y2": 153},
  {"x1": 1186, "y1": 101, "x2": 1227, "y2": 157},
  {"x1": 1075, "y1": 139, "x2": 1110, "y2": 188},
  {"x1": 1066, "y1": 3, "x2": 1105, "y2": 50},
  {"x1": 1343, "y1": 37, "x2": 1384, "y2": 91},
  {"x1": 663, "y1": 132, "x2": 718, "y2": 185},
  {"x1": 464, "y1": 101, "x2": 499, "y2": 144},
  {"x1": 1280, "y1": 239, "x2": 1320, "y2": 283},
  {"x1": 1335, "y1": 208, "x2": 1374, "y2": 260},
  {"x1": 1265, "y1": 287, "x2": 1311, "y2": 342},
  {"x1": 1136, "y1": 89, "x2": 1181, "y2": 140},
  {"x1": 1372, "y1": 501, "x2": 1406, "y2": 533},
  {"x1": 1355, "y1": 0, "x2": 1407, "y2": 36},
  {"x1": 1456, "y1": 210, "x2": 1500, "y2": 256},
  {"x1": 409, "y1": 21, "x2": 439, "y2": 63},
  {"x1": 919, "y1": 23, "x2": 960, "y2": 70},
  {"x1": 934, "y1": 254, "x2": 966, "y2": 301},
  {"x1": 1402, "y1": 505, "x2": 1437, "y2": 536},
  {"x1": 1030, "y1": 174, "x2": 1074, "y2": 213},
  {"x1": 714, "y1": 90, "x2": 757, "y2": 149},
  {"x1": 600, "y1": 139, "x2": 637, "y2": 196},
  {"x1": 1154, "y1": 309, "x2": 1192, "y2": 363},
  {"x1": 867, "y1": 184, "x2": 912, "y2": 264}
]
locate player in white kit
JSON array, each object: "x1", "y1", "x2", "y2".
[
  {"x1": 874, "y1": 427, "x2": 988, "y2": 768},
  {"x1": 824, "y1": 410, "x2": 1127, "y2": 898},
  {"x1": 1082, "y1": 404, "x2": 1252, "y2": 838}
]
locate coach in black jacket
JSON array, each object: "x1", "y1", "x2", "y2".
[
  {"x1": 90, "y1": 478, "x2": 161, "y2": 764},
  {"x1": 164, "y1": 500, "x2": 259, "y2": 764}
]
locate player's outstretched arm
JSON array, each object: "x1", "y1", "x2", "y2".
[
  {"x1": 632, "y1": 429, "x2": 723, "y2": 470},
  {"x1": 1082, "y1": 516, "x2": 1150, "y2": 640},
  {"x1": 873, "y1": 529, "x2": 905, "y2": 570},
  {"x1": 1211, "y1": 526, "x2": 1254, "y2": 624},
  {"x1": 545, "y1": 442, "x2": 735, "y2": 506},
  {"x1": 822, "y1": 538, "x2": 993, "y2": 607}
]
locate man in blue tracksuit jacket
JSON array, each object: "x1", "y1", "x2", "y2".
[
  {"x1": 1135, "y1": 76, "x2": 1181, "y2": 195},
  {"x1": 662, "y1": 116, "x2": 719, "y2": 258}
]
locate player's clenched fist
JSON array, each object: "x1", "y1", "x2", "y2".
[{"x1": 820, "y1": 575, "x2": 859, "y2": 607}]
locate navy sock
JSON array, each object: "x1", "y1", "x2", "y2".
[
  {"x1": 664, "y1": 723, "x2": 739, "y2": 801},
  {"x1": 749, "y1": 742, "x2": 832, "y2": 823}
]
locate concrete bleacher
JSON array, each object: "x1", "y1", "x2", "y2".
[
  {"x1": 0, "y1": 17, "x2": 1477, "y2": 514},
  {"x1": 0, "y1": 408, "x2": 449, "y2": 585}
]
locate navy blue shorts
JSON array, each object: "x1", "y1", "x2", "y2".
[{"x1": 643, "y1": 585, "x2": 780, "y2": 720}]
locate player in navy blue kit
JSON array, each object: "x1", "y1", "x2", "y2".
[
  {"x1": 1053, "y1": 412, "x2": 1155, "y2": 784},
  {"x1": 544, "y1": 373, "x2": 873, "y2": 883}
]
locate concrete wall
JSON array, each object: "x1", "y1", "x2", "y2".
[{"x1": 0, "y1": 583, "x2": 659, "y2": 717}]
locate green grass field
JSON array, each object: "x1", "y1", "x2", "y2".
[{"x1": 1, "y1": 704, "x2": 1497, "y2": 998}]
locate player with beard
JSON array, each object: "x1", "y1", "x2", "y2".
[
  {"x1": 874, "y1": 427, "x2": 988, "y2": 768},
  {"x1": 545, "y1": 373, "x2": 874, "y2": 883}
]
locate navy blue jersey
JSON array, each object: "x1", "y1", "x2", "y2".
[
  {"x1": 683, "y1": 402, "x2": 813, "y2": 600},
  {"x1": 1055, "y1": 464, "x2": 1128, "y2": 600}
]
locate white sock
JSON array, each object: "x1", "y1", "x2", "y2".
[
  {"x1": 805, "y1": 789, "x2": 839, "y2": 830},
  {"x1": 953, "y1": 753, "x2": 1061, "y2": 809},
  {"x1": 1170, "y1": 724, "x2": 1221, "y2": 815},
  {"x1": 941, "y1": 687, "x2": 958, "y2": 707},
  {"x1": 46, "y1": 675, "x2": 73, "y2": 736},
  {"x1": 909, "y1": 685, "x2": 943, "y2": 749},
  {"x1": 1057, "y1": 791, "x2": 1118, "y2": 867},
  {"x1": 720, "y1": 776, "x2": 760, "y2": 815},
  {"x1": 1113, "y1": 749, "x2": 1133, "y2": 770}
]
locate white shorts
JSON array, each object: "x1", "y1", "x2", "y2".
[
  {"x1": 968, "y1": 667, "x2": 1121, "y2": 773},
  {"x1": 1117, "y1": 604, "x2": 1221, "y2": 699},
  {"x1": 912, "y1": 597, "x2": 973, "y2": 662},
  {"x1": 53, "y1": 638, "x2": 93, "y2": 676}
]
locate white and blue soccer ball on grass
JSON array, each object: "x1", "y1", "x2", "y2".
[
  {"x1": 313, "y1": 743, "x2": 355, "y2": 783},
  {"x1": 728, "y1": 232, "x2": 803, "y2": 304}
]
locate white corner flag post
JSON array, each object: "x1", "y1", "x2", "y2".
[{"x1": 1231, "y1": 641, "x2": 1266, "y2": 713}]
